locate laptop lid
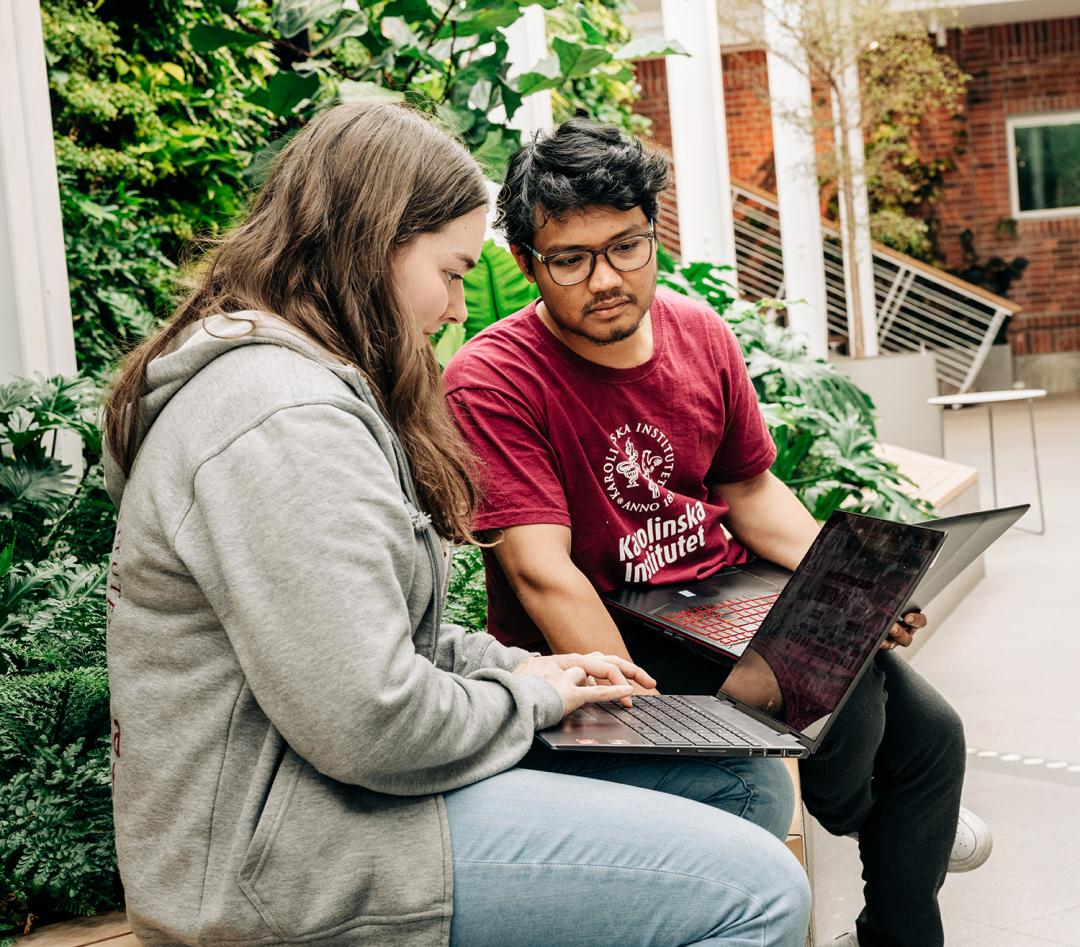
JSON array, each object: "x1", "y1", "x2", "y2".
[
  {"x1": 717, "y1": 511, "x2": 945, "y2": 753},
  {"x1": 907, "y1": 504, "x2": 1028, "y2": 609}
]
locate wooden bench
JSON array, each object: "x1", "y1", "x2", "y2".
[
  {"x1": 15, "y1": 911, "x2": 136, "y2": 946},
  {"x1": 875, "y1": 442, "x2": 979, "y2": 511}
]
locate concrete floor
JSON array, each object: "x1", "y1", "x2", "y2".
[{"x1": 809, "y1": 393, "x2": 1080, "y2": 945}]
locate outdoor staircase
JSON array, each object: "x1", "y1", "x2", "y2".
[{"x1": 729, "y1": 179, "x2": 1021, "y2": 394}]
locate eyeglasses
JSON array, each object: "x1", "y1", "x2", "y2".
[{"x1": 524, "y1": 226, "x2": 657, "y2": 287}]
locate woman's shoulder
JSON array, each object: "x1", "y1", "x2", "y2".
[
  {"x1": 142, "y1": 341, "x2": 390, "y2": 482},
  {"x1": 187, "y1": 344, "x2": 366, "y2": 425}
]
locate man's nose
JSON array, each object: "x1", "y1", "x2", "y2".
[{"x1": 588, "y1": 253, "x2": 622, "y2": 293}]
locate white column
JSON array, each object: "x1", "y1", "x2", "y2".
[
  {"x1": 833, "y1": 57, "x2": 879, "y2": 357},
  {"x1": 762, "y1": 0, "x2": 828, "y2": 360},
  {"x1": 659, "y1": 0, "x2": 737, "y2": 277},
  {"x1": 504, "y1": 5, "x2": 554, "y2": 137},
  {"x1": 0, "y1": 0, "x2": 77, "y2": 384}
]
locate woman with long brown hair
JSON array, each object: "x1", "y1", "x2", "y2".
[{"x1": 103, "y1": 101, "x2": 809, "y2": 946}]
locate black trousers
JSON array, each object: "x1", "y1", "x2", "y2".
[{"x1": 620, "y1": 622, "x2": 967, "y2": 947}]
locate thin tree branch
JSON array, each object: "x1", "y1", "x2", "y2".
[
  {"x1": 227, "y1": 12, "x2": 353, "y2": 80},
  {"x1": 439, "y1": 22, "x2": 459, "y2": 103},
  {"x1": 404, "y1": 2, "x2": 457, "y2": 86}
]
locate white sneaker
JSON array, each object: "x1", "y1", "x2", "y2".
[
  {"x1": 848, "y1": 804, "x2": 993, "y2": 873},
  {"x1": 949, "y1": 805, "x2": 993, "y2": 872},
  {"x1": 828, "y1": 933, "x2": 859, "y2": 946}
]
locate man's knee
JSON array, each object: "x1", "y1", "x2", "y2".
[
  {"x1": 702, "y1": 757, "x2": 795, "y2": 841},
  {"x1": 926, "y1": 695, "x2": 967, "y2": 782}
]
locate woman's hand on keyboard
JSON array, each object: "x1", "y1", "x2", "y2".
[{"x1": 514, "y1": 652, "x2": 656, "y2": 715}]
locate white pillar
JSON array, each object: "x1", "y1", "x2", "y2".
[
  {"x1": 504, "y1": 5, "x2": 554, "y2": 137},
  {"x1": 660, "y1": 0, "x2": 737, "y2": 277},
  {"x1": 833, "y1": 57, "x2": 878, "y2": 357},
  {"x1": 0, "y1": 0, "x2": 77, "y2": 384},
  {"x1": 762, "y1": 0, "x2": 828, "y2": 360}
]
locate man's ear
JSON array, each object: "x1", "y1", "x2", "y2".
[{"x1": 509, "y1": 244, "x2": 537, "y2": 284}]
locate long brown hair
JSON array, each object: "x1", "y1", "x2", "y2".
[{"x1": 104, "y1": 101, "x2": 488, "y2": 542}]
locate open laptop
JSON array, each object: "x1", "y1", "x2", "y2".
[
  {"x1": 538, "y1": 511, "x2": 944, "y2": 758},
  {"x1": 601, "y1": 504, "x2": 1028, "y2": 662}
]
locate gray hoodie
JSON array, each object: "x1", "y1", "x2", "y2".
[{"x1": 105, "y1": 314, "x2": 564, "y2": 945}]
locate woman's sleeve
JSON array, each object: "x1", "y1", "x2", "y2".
[
  {"x1": 433, "y1": 622, "x2": 534, "y2": 677},
  {"x1": 173, "y1": 401, "x2": 564, "y2": 796}
]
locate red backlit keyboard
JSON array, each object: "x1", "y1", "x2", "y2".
[{"x1": 663, "y1": 593, "x2": 781, "y2": 645}]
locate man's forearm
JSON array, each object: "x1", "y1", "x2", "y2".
[
  {"x1": 508, "y1": 559, "x2": 633, "y2": 659},
  {"x1": 715, "y1": 471, "x2": 820, "y2": 571}
]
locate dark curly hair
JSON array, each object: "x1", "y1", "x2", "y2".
[{"x1": 495, "y1": 118, "x2": 670, "y2": 257}]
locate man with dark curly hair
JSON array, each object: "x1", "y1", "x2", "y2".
[{"x1": 444, "y1": 118, "x2": 989, "y2": 947}]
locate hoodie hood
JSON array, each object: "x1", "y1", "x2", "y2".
[{"x1": 104, "y1": 312, "x2": 365, "y2": 507}]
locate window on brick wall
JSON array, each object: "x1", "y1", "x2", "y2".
[{"x1": 1007, "y1": 112, "x2": 1080, "y2": 219}]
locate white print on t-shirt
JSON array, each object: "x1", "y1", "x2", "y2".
[
  {"x1": 602, "y1": 422, "x2": 676, "y2": 512},
  {"x1": 618, "y1": 500, "x2": 708, "y2": 583}
]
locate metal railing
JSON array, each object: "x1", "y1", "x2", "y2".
[{"x1": 730, "y1": 179, "x2": 1021, "y2": 393}]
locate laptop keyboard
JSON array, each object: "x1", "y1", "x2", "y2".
[
  {"x1": 663, "y1": 592, "x2": 780, "y2": 645},
  {"x1": 597, "y1": 695, "x2": 752, "y2": 747}
]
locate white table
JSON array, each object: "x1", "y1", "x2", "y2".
[{"x1": 928, "y1": 388, "x2": 1047, "y2": 534}]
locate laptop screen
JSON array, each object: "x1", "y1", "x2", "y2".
[{"x1": 719, "y1": 512, "x2": 943, "y2": 744}]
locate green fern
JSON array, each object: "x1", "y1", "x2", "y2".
[
  {"x1": 0, "y1": 734, "x2": 120, "y2": 934},
  {"x1": 445, "y1": 545, "x2": 489, "y2": 632},
  {"x1": 0, "y1": 372, "x2": 118, "y2": 938}
]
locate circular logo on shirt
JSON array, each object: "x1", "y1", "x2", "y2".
[{"x1": 601, "y1": 422, "x2": 676, "y2": 513}]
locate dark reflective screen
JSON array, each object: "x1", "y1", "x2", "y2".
[{"x1": 720, "y1": 513, "x2": 944, "y2": 740}]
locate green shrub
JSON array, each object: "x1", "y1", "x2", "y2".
[
  {"x1": 0, "y1": 378, "x2": 116, "y2": 939},
  {"x1": 43, "y1": 0, "x2": 278, "y2": 377}
]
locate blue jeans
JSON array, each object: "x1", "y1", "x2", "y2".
[{"x1": 443, "y1": 750, "x2": 810, "y2": 946}]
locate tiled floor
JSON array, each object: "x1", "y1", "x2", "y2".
[{"x1": 809, "y1": 393, "x2": 1080, "y2": 944}]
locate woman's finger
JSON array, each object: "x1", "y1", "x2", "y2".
[
  {"x1": 566, "y1": 654, "x2": 629, "y2": 689},
  {"x1": 562, "y1": 665, "x2": 588, "y2": 686},
  {"x1": 577, "y1": 683, "x2": 634, "y2": 706},
  {"x1": 595, "y1": 653, "x2": 657, "y2": 688}
]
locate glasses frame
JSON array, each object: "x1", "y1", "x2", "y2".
[{"x1": 524, "y1": 223, "x2": 657, "y2": 287}]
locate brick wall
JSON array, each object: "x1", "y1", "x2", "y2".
[
  {"x1": 933, "y1": 19, "x2": 1080, "y2": 356},
  {"x1": 632, "y1": 58, "x2": 681, "y2": 257},
  {"x1": 722, "y1": 50, "x2": 776, "y2": 188},
  {"x1": 633, "y1": 19, "x2": 1080, "y2": 357}
]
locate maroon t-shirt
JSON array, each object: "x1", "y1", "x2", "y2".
[{"x1": 443, "y1": 288, "x2": 777, "y2": 651}]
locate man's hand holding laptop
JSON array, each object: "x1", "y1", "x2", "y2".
[{"x1": 885, "y1": 610, "x2": 928, "y2": 650}]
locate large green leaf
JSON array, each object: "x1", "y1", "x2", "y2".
[
  {"x1": 311, "y1": 12, "x2": 370, "y2": 54},
  {"x1": 272, "y1": 0, "x2": 342, "y2": 39},
  {"x1": 188, "y1": 24, "x2": 263, "y2": 53},
  {"x1": 613, "y1": 36, "x2": 689, "y2": 61},
  {"x1": 446, "y1": 3, "x2": 526, "y2": 37},
  {"x1": 0, "y1": 459, "x2": 75, "y2": 518},
  {"x1": 381, "y1": 0, "x2": 434, "y2": 20},
  {"x1": 461, "y1": 240, "x2": 539, "y2": 340},
  {"x1": 247, "y1": 71, "x2": 320, "y2": 116},
  {"x1": 470, "y1": 129, "x2": 520, "y2": 180},
  {"x1": 515, "y1": 57, "x2": 564, "y2": 96},
  {"x1": 338, "y1": 80, "x2": 404, "y2": 104},
  {"x1": 552, "y1": 37, "x2": 611, "y2": 79},
  {"x1": 433, "y1": 324, "x2": 467, "y2": 368}
]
